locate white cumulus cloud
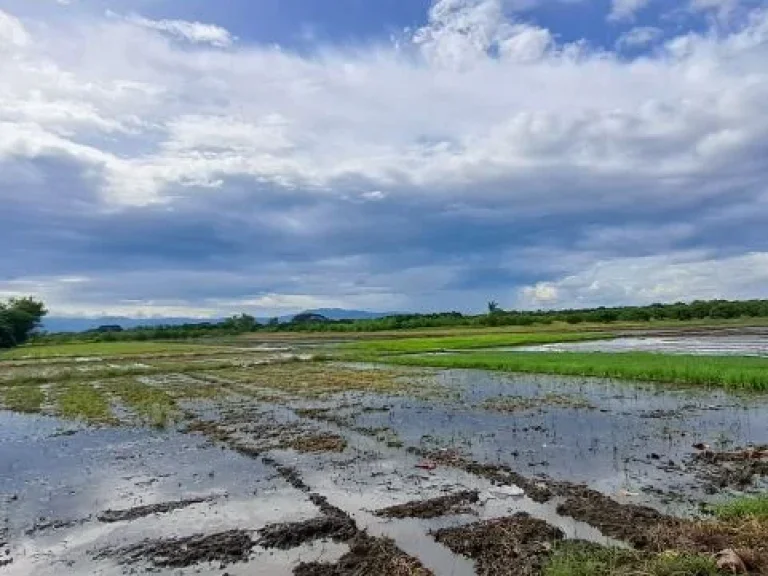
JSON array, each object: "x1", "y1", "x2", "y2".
[{"x1": 115, "y1": 12, "x2": 235, "y2": 47}]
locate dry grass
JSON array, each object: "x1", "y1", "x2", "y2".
[{"x1": 210, "y1": 362, "x2": 436, "y2": 398}]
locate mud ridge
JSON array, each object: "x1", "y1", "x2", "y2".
[
  {"x1": 102, "y1": 529, "x2": 254, "y2": 568},
  {"x1": 432, "y1": 512, "x2": 564, "y2": 576},
  {"x1": 374, "y1": 490, "x2": 480, "y2": 519},
  {"x1": 262, "y1": 457, "x2": 312, "y2": 491},
  {"x1": 410, "y1": 447, "x2": 552, "y2": 503},
  {"x1": 553, "y1": 483, "x2": 674, "y2": 549},
  {"x1": 691, "y1": 445, "x2": 768, "y2": 491},
  {"x1": 97, "y1": 496, "x2": 214, "y2": 523},
  {"x1": 258, "y1": 515, "x2": 357, "y2": 550},
  {"x1": 294, "y1": 534, "x2": 434, "y2": 576}
]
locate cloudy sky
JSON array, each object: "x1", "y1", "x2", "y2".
[{"x1": 1, "y1": 0, "x2": 767, "y2": 319}]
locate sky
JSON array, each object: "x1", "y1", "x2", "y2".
[{"x1": 1, "y1": 0, "x2": 768, "y2": 319}]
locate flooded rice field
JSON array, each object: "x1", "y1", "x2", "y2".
[
  {"x1": 2, "y1": 344, "x2": 767, "y2": 575},
  {"x1": 511, "y1": 335, "x2": 768, "y2": 357}
]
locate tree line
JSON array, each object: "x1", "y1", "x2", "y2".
[
  {"x1": 0, "y1": 298, "x2": 48, "y2": 349},
  {"x1": 26, "y1": 297, "x2": 768, "y2": 345}
]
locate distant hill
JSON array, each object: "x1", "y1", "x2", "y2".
[
  {"x1": 295, "y1": 308, "x2": 398, "y2": 321},
  {"x1": 42, "y1": 309, "x2": 401, "y2": 333},
  {"x1": 41, "y1": 316, "x2": 219, "y2": 333}
]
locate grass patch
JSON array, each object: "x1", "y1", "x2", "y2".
[
  {"x1": 342, "y1": 331, "x2": 609, "y2": 355},
  {"x1": 2, "y1": 384, "x2": 45, "y2": 413},
  {"x1": 211, "y1": 362, "x2": 436, "y2": 398},
  {"x1": 713, "y1": 495, "x2": 768, "y2": 520},
  {"x1": 0, "y1": 358, "x2": 265, "y2": 387},
  {"x1": 107, "y1": 379, "x2": 179, "y2": 428},
  {"x1": 56, "y1": 382, "x2": 115, "y2": 424},
  {"x1": 544, "y1": 542, "x2": 722, "y2": 576},
  {"x1": 1, "y1": 341, "x2": 224, "y2": 360},
  {"x1": 382, "y1": 351, "x2": 768, "y2": 391}
]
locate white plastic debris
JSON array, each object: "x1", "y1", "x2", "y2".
[{"x1": 486, "y1": 485, "x2": 525, "y2": 499}]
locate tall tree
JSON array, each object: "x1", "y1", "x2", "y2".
[{"x1": 0, "y1": 297, "x2": 48, "y2": 348}]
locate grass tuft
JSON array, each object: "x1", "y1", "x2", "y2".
[
  {"x1": 108, "y1": 379, "x2": 179, "y2": 428},
  {"x1": 2, "y1": 385, "x2": 45, "y2": 413},
  {"x1": 544, "y1": 542, "x2": 722, "y2": 576},
  {"x1": 56, "y1": 383, "x2": 115, "y2": 424},
  {"x1": 713, "y1": 496, "x2": 768, "y2": 520}
]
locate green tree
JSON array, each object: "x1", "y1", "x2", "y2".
[{"x1": 0, "y1": 297, "x2": 48, "y2": 348}]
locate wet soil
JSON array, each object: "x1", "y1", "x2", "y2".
[
  {"x1": 373, "y1": 490, "x2": 479, "y2": 519},
  {"x1": 258, "y1": 515, "x2": 357, "y2": 550},
  {"x1": 105, "y1": 528, "x2": 255, "y2": 568},
  {"x1": 294, "y1": 534, "x2": 434, "y2": 576},
  {"x1": 553, "y1": 483, "x2": 674, "y2": 549},
  {"x1": 691, "y1": 445, "x2": 768, "y2": 491},
  {"x1": 0, "y1": 525, "x2": 10, "y2": 568},
  {"x1": 97, "y1": 496, "x2": 213, "y2": 523},
  {"x1": 187, "y1": 417, "x2": 348, "y2": 454},
  {"x1": 411, "y1": 447, "x2": 553, "y2": 503},
  {"x1": 433, "y1": 512, "x2": 564, "y2": 576}
]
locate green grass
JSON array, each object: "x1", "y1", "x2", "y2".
[
  {"x1": 713, "y1": 495, "x2": 768, "y2": 520},
  {"x1": 342, "y1": 331, "x2": 610, "y2": 355},
  {"x1": 107, "y1": 379, "x2": 179, "y2": 428},
  {"x1": 381, "y1": 351, "x2": 768, "y2": 391},
  {"x1": 544, "y1": 542, "x2": 723, "y2": 576},
  {"x1": 0, "y1": 341, "x2": 223, "y2": 360},
  {"x1": 56, "y1": 383, "x2": 115, "y2": 424},
  {"x1": 1, "y1": 358, "x2": 253, "y2": 387},
  {"x1": 2, "y1": 385, "x2": 45, "y2": 413}
]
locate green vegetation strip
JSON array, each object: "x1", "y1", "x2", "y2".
[
  {"x1": 108, "y1": 379, "x2": 179, "y2": 428},
  {"x1": 0, "y1": 341, "x2": 225, "y2": 360},
  {"x1": 56, "y1": 383, "x2": 115, "y2": 424},
  {"x1": 544, "y1": 542, "x2": 721, "y2": 576},
  {"x1": 381, "y1": 352, "x2": 768, "y2": 391},
  {"x1": 713, "y1": 496, "x2": 768, "y2": 520},
  {"x1": 1, "y1": 359, "x2": 256, "y2": 387},
  {"x1": 2, "y1": 385, "x2": 45, "y2": 413},
  {"x1": 343, "y1": 331, "x2": 610, "y2": 355}
]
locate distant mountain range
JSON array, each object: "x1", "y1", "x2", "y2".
[{"x1": 42, "y1": 308, "x2": 401, "y2": 333}]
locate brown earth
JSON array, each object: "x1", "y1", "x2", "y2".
[
  {"x1": 294, "y1": 534, "x2": 433, "y2": 576},
  {"x1": 433, "y1": 513, "x2": 563, "y2": 576},
  {"x1": 410, "y1": 447, "x2": 553, "y2": 503},
  {"x1": 97, "y1": 496, "x2": 213, "y2": 523},
  {"x1": 105, "y1": 529, "x2": 254, "y2": 568},
  {"x1": 553, "y1": 483, "x2": 674, "y2": 549},
  {"x1": 374, "y1": 490, "x2": 479, "y2": 519},
  {"x1": 691, "y1": 445, "x2": 768, "y2": 491},
  {"x1": 258, "y1": 514, "x2": 357, "y2": 550}
]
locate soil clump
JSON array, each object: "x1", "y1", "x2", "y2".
[
  {"x1": 294, "y1": 534, "x2": 433, "y2": 576},
  {"x1": 97, "y1": 496, "x2": 212, "y2": 523},
  {"x1": 374, "y1": 490, "x2": 479, "y2": 519},
  {"x1": 105, "y1": 529, "x2": 254, "y2": 568},
  {"x1": 432, "y1": 512, "x2": 563, "y2": 576}
]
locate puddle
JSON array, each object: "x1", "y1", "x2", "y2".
[
  {"x1": 327, "y1": 370, "x2": 768, "y2": 512},
  {"x1": 506, "y1": 335, "x2": 768, "y2": 356},
  {"x1": 4, "y1": 357, "x2": 768, "y2": 575},
  {"x1": 0, "y1": 412, "x2": 329, "y2": 575}
]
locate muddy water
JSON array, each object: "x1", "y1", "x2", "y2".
[
  {"x1": 340, "y1": 369, "x2": 768, "y2": 511},
  {"x1": 0, "y1": 412, "x2": 342, "y2": 575},
  {"x1": 508, "y1": 335, "x2": 768, "y2": 356},
  {"x1": 3, "y1": 361, "x2": 768, "y2": 575}
]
